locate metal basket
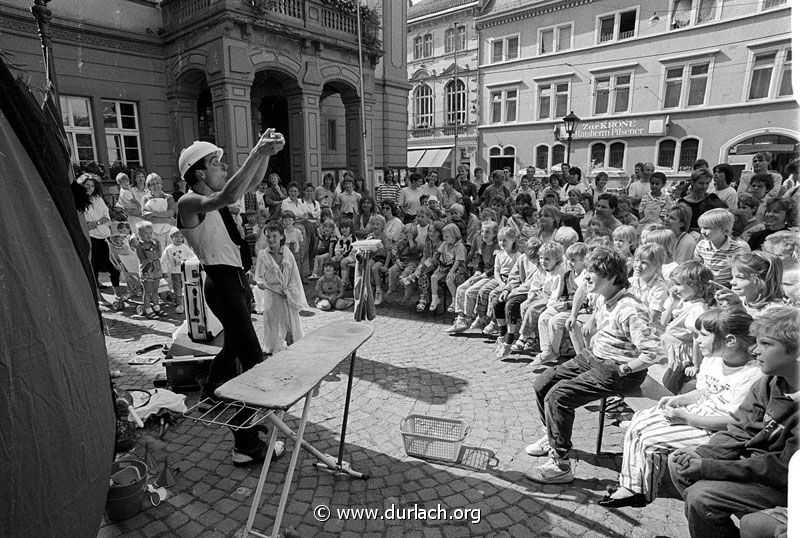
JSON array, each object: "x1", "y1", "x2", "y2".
[{"x1": 400, "y1": 414, "x2": 469, "y2": 463}]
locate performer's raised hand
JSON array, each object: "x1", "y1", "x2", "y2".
[{"x1": 256, "y1": 128, "x2": 286, "y2": 156}]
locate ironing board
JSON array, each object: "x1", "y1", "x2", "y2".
[{"x1": 185, "y1": 321, "x2": 374, "y2": 538}]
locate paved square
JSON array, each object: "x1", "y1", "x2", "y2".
[{"x1": 101, "y1": 293, "x2": 690, "y2": 537}]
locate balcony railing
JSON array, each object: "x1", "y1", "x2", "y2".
[
  {"x1": 442, "y1": 125, "x2": 467, "y2": 136},
  {"x1": 618, "y1": 29, "x2": 635, "y2": 40},
  {"x1": 161, "y1": 0, "x2": 380, "y2": 48},
  {"x1": 408, "y1": 124, "x2": 475, "y2": 139}
]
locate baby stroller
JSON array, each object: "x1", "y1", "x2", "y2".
[{"x1": 107, "y1": 231, "x2": 144, "y2": 312}]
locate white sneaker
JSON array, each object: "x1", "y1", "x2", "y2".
[
  {"x1": 429, "y1": 296, "x2": 440, "y2": 311},
  {"x1": 374, "y1": 289, "x2": 383, "y2": 305},
  {"x1": 468, "y1": 317, "x2": 485, "y2": 330},
  {"x1": 496, "y1": 342, "x2": 512, "y2": 358},
  {"x1": 524, "y1": 455, "x2": 574, "y2": 484},
  {"x1": 482, "y1": 320, "x2": 499, "y2": 335},
  {"x1": 525, "y1": 436, "x2": 552, "y2": 457}
]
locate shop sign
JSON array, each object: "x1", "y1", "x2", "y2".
[{"x1": 573, "y1": 117, "x2": 667, "y2": 139}]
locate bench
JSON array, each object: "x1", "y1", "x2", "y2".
[{"x1": 595, "y1": 362, "x2": 671, "y2": 454}]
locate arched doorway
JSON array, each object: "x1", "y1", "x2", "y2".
[
  {"x1": 251, "y1": 70, "x2": 300, "y2": 184},
  {"x1": 320, "y1": 80, "x2": 365, "y2": 183},
  {"x1": 721, "y1": 129, "x2": 799, "y2": 179}
]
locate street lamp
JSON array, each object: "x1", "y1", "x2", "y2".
[{"x1": 562, "y1": 110, "x2": 580, "y2": 166}]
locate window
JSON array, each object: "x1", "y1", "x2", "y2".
[
  {"x1": 103, "y1": 100, "x2": 142, "y2": 168},
  {"x1": 657, "y1": 139, "x2": 677, "y2": 168},
  {"x1": 593, "y1": 72, "x2": 632, "y2": 115},
  {"x1": 445, "y1": 79, "x2": 466, "y2": 126},
  {"x1": 539, "y1": 24, "x2": 572, "y2": 55},
  {"x1": 445, "y1": 25, "x2": 467, "y2": 53},
  {"x1": 60, "y1": 95, "x2": 97, "y2": 165},
  {"x1": 662, "y1": 61, "x2": 710, "y2": 108},
  {"x1": 535, "y1": 145, "x2": 549, "y2": 170},
  {"x1": 413, "y1": 36, "x2": 422, "y2": 60},
  {"x1": 597, "y1": 8, "x2": 637, "y2": 44},
  {"x1": 423, "y1": 34, "x2": 433, "y2": 58},
  {"x1": 551, "y1": 144, "x2": 565, "y2": 166},
  {"x1": 490, "y1": 35, "x2": 519, "y2": 63},
  {"x1": 537, "y1": 81, "x2": 570, "y2": 119},
  {"x1": 678, "y1": 138, "x2": 699, "y2": 170},
  {"x1": 327, "y1": 119, "x2": 337, "y2": 150},
  {"x1": 590, "y1": 141, "x2": 626, "y2": 169},
  {"x1": 670, "y1": 0, "x2": 719, "y2": 29},
  {"x1": 657, "y1": 137, "x2": 701, "y2": 171},
  {"x1": 747, "y1": 44, "x2": 792, "y2": 100},
  {"x1": 489, "y1": 88, "x2": 518, "y2": 123},
  {"x1": 413, "y1": 84, "x2": 433, "y2": 128},
  {"x1": 763, "y1": 0, "x2": 787, "y2": 10}
]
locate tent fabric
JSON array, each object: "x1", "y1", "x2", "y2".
[{"x1": 0, "y1": 60, "x2": 114, "y2": 537}]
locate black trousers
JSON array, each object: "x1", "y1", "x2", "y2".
[
  {"x1": 90, "y1": 237, "x2": 120, "y2": 287},
  {"x1": 203, "y1": 265, "x2": 263, "y2": 451}
]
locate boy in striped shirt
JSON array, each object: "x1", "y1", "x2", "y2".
[
  {"x1": 693, "y1": 208, "x2": 750, "y2": 287},
  {"x1": 526, "y1": 247, "x2": 665, "y2": 484}
]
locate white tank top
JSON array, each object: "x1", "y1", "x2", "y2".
[{"x1": 180, "y1": 210, "x2": 242, "y2": 268}]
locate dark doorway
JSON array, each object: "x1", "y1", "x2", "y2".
[{"x1": 258, "y1": 94, "x2": 290, "y2": 183}]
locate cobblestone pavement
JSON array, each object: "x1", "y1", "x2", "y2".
[{"x1": 98, "y1": 284, "x2": 690, "y2": 538}]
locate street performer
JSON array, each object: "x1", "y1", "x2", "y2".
[{"x1": 177, "y1": 129, "x2": 286, "y2": 466}]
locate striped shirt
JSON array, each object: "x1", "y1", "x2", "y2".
[
  {"x1": 693, "y1": 237, "x2": 750, "y2": 286},
  {"x1": 590, "y1": 289, "x2": 665, "y2": 365},
  {"x1": 376, "y1": 183, "x2": 401, "y2": 204}
]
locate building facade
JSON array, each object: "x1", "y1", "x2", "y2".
[
  {"x1": 406, "y1": 0, "x2": 489, "y2": 178},
  {"x1": 1, "y1": 0, "x2": 408, "y2": 192},
  {"x1": 474, "y1": 0, "x2": 796, "y2": 181}
]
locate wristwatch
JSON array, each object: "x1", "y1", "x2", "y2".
[{"x1": 620, "y1": 364, "x2": 633, "y2": 376}]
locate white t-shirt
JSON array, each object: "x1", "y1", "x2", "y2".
[{"x1": 687, "y1": 355, "x2": 763, "y2": 416}]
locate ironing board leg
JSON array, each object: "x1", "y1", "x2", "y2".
[
  {"x1": 270, "y1": 393, "x2": 314, "y2": 538},
  {"x1": 244, "y1": 411, "x2": 284, "y2": 536},
  {"x1": 337, "y1": 349, "x2": 357, "y2": 466}
]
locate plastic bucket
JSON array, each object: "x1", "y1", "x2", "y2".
[{"x1": 106, "y1": 460, "x2": 148, "y2": 520}]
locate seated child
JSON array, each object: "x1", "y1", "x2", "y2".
[
  {"x1": 736, "y1": 193, "x2": 763, "y2": 242},
  {"x1": 447, "y1": 221, "x2": 498, "y2": 332},
  {"x1": 310, "y1": 218, "x2": 337, "y2": 280},
  {"x1": 600, "y1": 307, "x2": 761, "y2": 508},
  {"x1": 668, "y1": 306, "x2": 799, "y2": 538},
  {"x1": 335, "y1": 219, "x2": 357, "y2": 288},
  {"x1": 641, "y1": 227, "x2": 679, "y2": 281},
  {"x1": 472, "y1": 227, "x2": 521, "y2": 332},
  {"x1": 637, "y1": 171, "x2": 673, "y2": 228},
  {"x1": 562, "y1": 189, "x2": 586, "y2": 218},
  {"x1": 387, "y1": 223, "x2": 424, "y2": 298},
  {"x1": 405, "y1": 221, "x2": 444, "y2": 312},
  {"x1": 490, "y1": 237, "x2": 545, "y2": 354},
  {"x1": 612, "y1": 224, "x2": 638, "y2": 273},
  {"x1": 615, "y1": 195, "x2": 639, "y2": 227},
  {"x1": 713, "y1": 252, "x2": 785, "y2": 317},
  {"x1": 365, "y1": 214, "x2": 390, "y2": 305},
  {"x1": 660, "y1": 261, "x2": 715, "y2": 394},
  {"x1": 429, "y1": 223, "x2": 469, "y2": 312},
  {"x1": 693, "y1": 208, "x2": 750, "y2": 287},
  {"x1": 315, "y1": 260, "x2": 353, "y2": 311},
  {"x1": 512, "y1": 241, "x2": 565, "y2": 357},
  {"x1": 159, "y1": 227, "x2": 195, "y2": 314},
  {"x1": 535, "y1": 242, "x2": 589, "y2": 363},
  {"x1": 629, "y1": 243, "x2": 670, "y2": 324}
]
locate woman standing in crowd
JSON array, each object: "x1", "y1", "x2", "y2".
[
  {"x1": 665, "y1": 204, "x2": 698, "y2": 264},
  {"x1": 130, "y1": 168, "x2": 148, "y2": 206},
  {"x1": 678, "y1": 169, "x2": 727, "y2": 231},
  {"x1": 79, "y1": 173, "x2": 123, "y2": 304},
  {"x1": 264, "y1": 172, "x2": 287, "y2": 218},
  {"x1": 737, "y1": 151, "x2": 783, "y2": 198},
  {"x1": 141, "y1": 172, "x2": 177, "y2": 251},
  {"x1": 115, "y1": 172, "x2": 142, "y2": 227}
]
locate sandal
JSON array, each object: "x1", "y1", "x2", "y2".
[
  {"x1": 510, "y1": 338, "x2": 527, "y2": 352},
  {"x1": 145, "y1": 311, "x2": 159, "y2": 320},
  {"x1": 416, "y1": 301, "x2": 427, "y2": 312}
]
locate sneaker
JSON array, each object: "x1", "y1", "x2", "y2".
[
  {"x1": 482, "y1": 320, "x2": 499, "y2": 335},
  {"x1": 374, "y1": 289, "x2": 383, "y2": 306},
  {"x1": 469, "y1": 317, "x2": 485, "y2": 330},
  {"x1": 232, "y1": 440, "x2": 286, "y2": 467},
  {"x1": 532, "y1": 352, "x2": 557, "y2": 365},
  {"x1": 525, "y1": 436, "x2": 552, "y2": 456},
  {"x1": 496, "y1": 342, "x2": 512, "y2": 358},
  {"x1": 510, "y1": 338, "x2": 527, "y2": 352},
  {"x1": 309, "y1": 273, "x2": 320, "y2": 280},
  {"x1": 446, "y1": 304, "x2": 455, "y2": 314},
  {"x1": 524, "y1": 455, "x2": 574, "y2": 484},
  {"x1": 450, "y1": 318, "x2": 469, "y2": 333}
]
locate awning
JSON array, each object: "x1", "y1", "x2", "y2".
[
  {"x1": 407, "y1": 149, "x2": 426, "y2": 168},
  {"x1": 417, "y1": 148, "x2": 452, "y2": 168}
]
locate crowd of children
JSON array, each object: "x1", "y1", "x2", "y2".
[{"x1": 92, "y1": 156, "x2": 798, "y2": 535}]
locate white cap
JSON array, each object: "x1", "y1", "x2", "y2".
[
  {"x1": 427, "y1": 195, "x2": 438, "y2": 203},
  {"x1": 179, "y1": 141, "x2": 223, "y2": 178}
]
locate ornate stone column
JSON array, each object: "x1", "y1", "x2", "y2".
[
  {"x1": 207, "y1": 78, "x2": 254, "y2": 171},
  {"x1": 287, "y1": 89, "x2": 322, "y2": 185}
]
